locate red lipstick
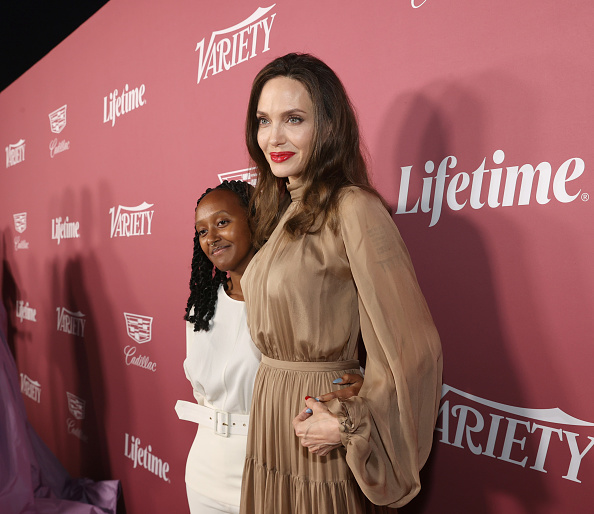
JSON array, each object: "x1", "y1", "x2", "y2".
[{"x1": 270, "y1": 152, "x2": 295, "y2": 163}]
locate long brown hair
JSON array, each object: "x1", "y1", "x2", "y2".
[{"x1": 246, "y1": 53, "x2": 382, "y2": 248}]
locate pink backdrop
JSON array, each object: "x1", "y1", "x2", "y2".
[{"x1": 2, "y1": 1, "x2": 593, "y2": 512}]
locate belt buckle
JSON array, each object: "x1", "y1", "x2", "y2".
[{"x1": 214, "y1": 410, "x2": 229, "y2": 437}]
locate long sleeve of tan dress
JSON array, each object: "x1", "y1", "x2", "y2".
[
  {"x1": 240, "y1": 179, "x2": 442, "y2": 514},
  {"x1": 328, "y1": 187, "x2": 443, "y2": 508}
]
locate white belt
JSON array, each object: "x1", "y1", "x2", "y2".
[{"x1": 175, "y1": 400, "x2": 249, "y2": 437}]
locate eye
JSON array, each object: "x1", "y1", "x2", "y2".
[
  {"x1": 257, "y1": 117, "x2": 270, "y2": 126},
  {"x1": 288, "y1": 116, "x2": 303, "y2": 124},
  {"x1": 217, "y1": 219, "x2": 230, "y2": 227},
  {"x1": 196, "y1": 228, "x2": 207, "y2": 237}
]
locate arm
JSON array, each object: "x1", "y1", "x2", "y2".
[{"x1": 330, "y1": 188, "x2": 442, "y2": 508}]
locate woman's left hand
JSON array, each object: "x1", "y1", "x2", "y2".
[{"x1": 292, "y1": 397, "x2": 342, "y2": 456}]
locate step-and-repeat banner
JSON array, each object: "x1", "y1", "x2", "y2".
[{"x1": 2, "y1": 1, "x2": 592, "y2": 512}]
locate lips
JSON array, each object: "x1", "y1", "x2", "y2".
[
  {"x1": 211, "y1": 244, "x2": 230, "y2": 256},
  {"x1": 270, "y1": 152, "x2": 295, "y2": 163}
]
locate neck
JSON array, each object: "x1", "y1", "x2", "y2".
[{"x1": 226, "y1": 271, "x2": 245, "y2": 301}]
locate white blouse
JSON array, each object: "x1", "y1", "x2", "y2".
[{"x1": 183, "y1": 285, "x2": 261, "y2": 504}]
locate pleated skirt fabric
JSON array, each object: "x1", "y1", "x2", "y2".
[{"x1": 240, "y1": 356, "x2": 393, "y2": 514}]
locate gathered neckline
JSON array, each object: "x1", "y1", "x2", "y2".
[{"x1": 286, "y1": 176, "x2": 304, "y2": 202}]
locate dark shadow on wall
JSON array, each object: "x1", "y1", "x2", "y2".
[
  {"x1": 381, "y1": 86, "x2": 551, "y2": 514},
  {"x1": 64, "y1": 255, "x2": 112, "y2": 479},
  {"x1": 1, "y1": 229, "x2": 35, "y2": 375},
  {"x1": 1, "y1": 230, "x2": 19, "y2": 359},
  {"x1": 47, "y1": 185, "x2": 130, "y2": 513}
]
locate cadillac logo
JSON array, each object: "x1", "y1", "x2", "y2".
[
  {"x1": 13, "y1": 212, "x2": 27, "y2": 233},
  {"x1": 124, "y1": 312, "x2": 153, "y2": 344},
  {"x1": 66, "y1": 392, "x2": 86, "y2": 420},
  {"x1": 49, "y1": 105, "x2": 67, "y2": 134}
]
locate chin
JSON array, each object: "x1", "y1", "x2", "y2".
[{"x1": 271, "y1": 168, "x2": 297, "y2": 180}]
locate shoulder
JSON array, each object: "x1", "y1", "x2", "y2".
[{"x1": 338, "y1": 186, "x2": 391, "y2": 220}]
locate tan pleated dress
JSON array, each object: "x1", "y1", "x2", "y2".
[{"x1": 240, "y1": 178, "x2": 443, "y2": 513}]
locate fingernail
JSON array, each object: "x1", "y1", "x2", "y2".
[
  {"x1": 332, "y1": 378, "x2": 342, "y2": 384},
  {"x1": 315, "y1": 397, "x2": 320, "y2": 402},
  {"x1": 305, "y1": 396, "x2": 311, "y2": 400},
  {"x1": 305, "y1": 408, "x2": 313, "y2": 414}
]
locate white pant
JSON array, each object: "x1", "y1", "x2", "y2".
[
  {"x1": 187, "y1": 484, "x2": 240, "y2": 514},
  {"x1": 184, "y1": 425, "x2": 246, "y2": 511}
]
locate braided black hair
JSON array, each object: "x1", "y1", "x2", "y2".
[{"x1": 184, "y1": 180, "x2": 254, "y2": 331}]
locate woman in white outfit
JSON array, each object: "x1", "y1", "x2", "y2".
[{"x1": 176, "y1": 180, "x2": 363, "y2": 513}]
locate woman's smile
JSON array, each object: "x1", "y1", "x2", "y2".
[
  {"x1": 210, "y1": 243, "x2": 230, "y2": 256},
  {"x1": 270, "y1": 151, "x2": 296, "y2": 163}
]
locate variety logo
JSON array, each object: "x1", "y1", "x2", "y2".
[
  {"x1": 103, "y1": 83, "x2": 147, "y2": 127},
  {"x1": 396, "y1": 150, "x2": 587, "y2": 226},
  {"x1": 13, "y1": 212, "x2": 27, "y2": 233},
  {"x1": 20, "y1": 374, "x2": 41, "y2": 403},
  {"x1": 49, "y1": 105, "x2": 67, "y2": 133},
  {"x1": 196, "y1": 5, "x2": 276, "y2": 84},
  {"x1": 437, "y1": 384, "x2": 594, "y2": 484},
  {"x1": 124, "y1": 312, "x2": 153, "y2": 343},
  {"x1": 411, "y1": 0, "x2": 430, "y2": 7},
  {"x1": 109, "y1": 202, "x2": 154, "y2": 238},
  {"x1": 52, "y1": 216, "x2": 80, "y2": 244},
  {"x1": 16, "y1": 300, "x2": 37, "y2": 323},
  {"x1": 56, "y1": 307, "x2": 86, "y2": 337},
  {"x1": 6, "y1": 139, "x2": 25, "y2": 168},
  {"x1": 124, "y1": 433, "x2": 170, "y2": 482},
  {"x1": 218, "y1": 166, "x2": 258, "y2": 186},
  {"x1": 67, "y1": 391, "x2": 86, "y2": 420}
]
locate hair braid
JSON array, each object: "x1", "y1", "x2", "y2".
[{"x1": 184, "y1": 180, "x2": 254, "y2": 331}]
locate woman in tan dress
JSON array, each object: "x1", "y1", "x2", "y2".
[{"x1": 240, "y1": 53, "x2": 443, "y2": 513}]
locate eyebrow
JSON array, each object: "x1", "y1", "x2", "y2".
[
  {"x1": 195, "y1": 210, "x2": 231, "y2": 225},
  {"x1": 256, "y1": 108, "x2": 307, "y2": 117}
]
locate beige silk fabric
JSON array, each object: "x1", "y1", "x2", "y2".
[{"x1": 240, "y1": 178, "x2": 443, "y2": 513}]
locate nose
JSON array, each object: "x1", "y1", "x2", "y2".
[
  {"x1": 205, "y1": 227, "x2": 220, "y2": 248},
  {"x1": 270, "y1": 122, "x2": 285, "y2": 147}
]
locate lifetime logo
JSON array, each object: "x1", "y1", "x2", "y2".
[
  {"x1": 396, "y1": 150, "x2": 586, "y2": 227},
  {"x1": 124, "y1": 433, "x2": 170, "y2": 482},
  {"x1": 103, "y1": 83, "x2": 147, "y2": 127},
  {"x1": 437, "y1": 385, "x2": 594, "y2": 484},
  {"x1": 52, "y1": 216, "x2": 80, "y2": 244},
  {"x1": 195, "y1": 5, "x2": 276, "y2": 84},
  {"x1": 16, "y1": 301, "x2": 37, "y2": 323},
  {"x1": 109, "y1": 202, "x2": 154, "y2": 238}
]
